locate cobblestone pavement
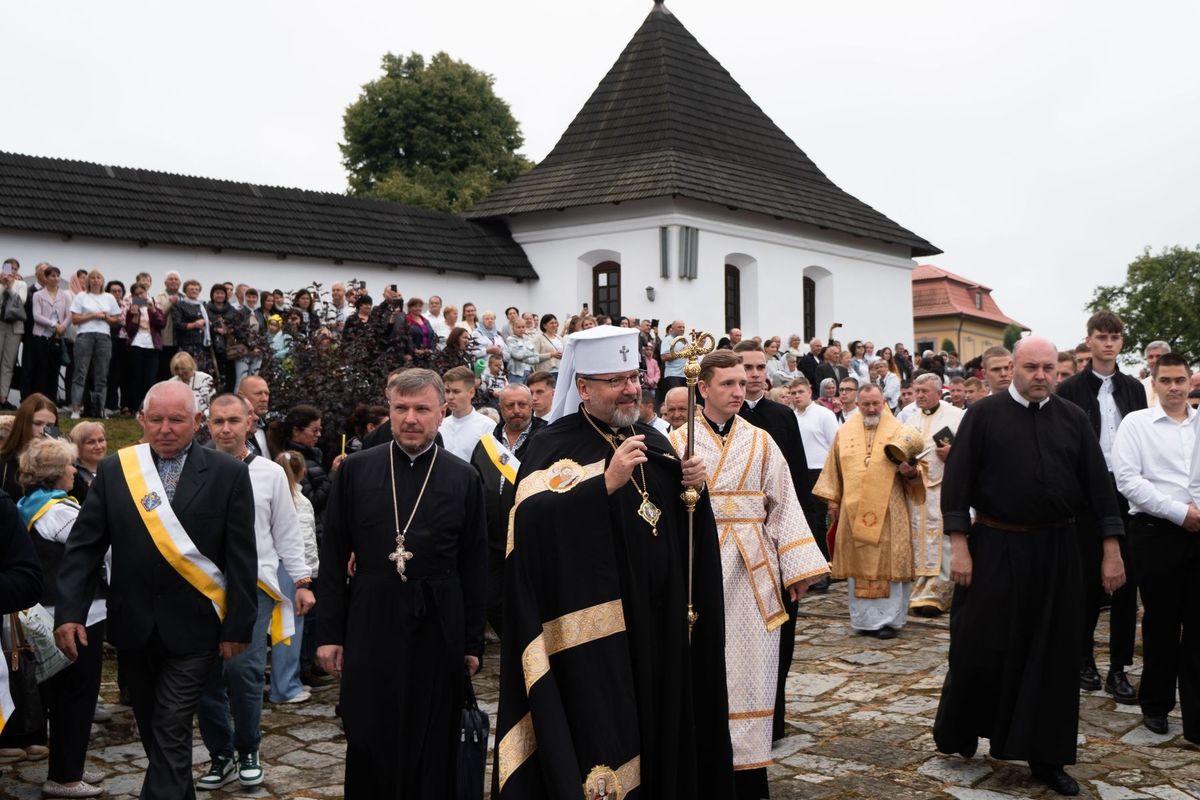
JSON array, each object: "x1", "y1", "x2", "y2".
[{"x1": 2, "y1": 583, "x2": 1197, "y2": 799}]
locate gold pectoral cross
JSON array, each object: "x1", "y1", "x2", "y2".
[{"x1": 389, "y1": 532, "x2": 414, "y2": 582}]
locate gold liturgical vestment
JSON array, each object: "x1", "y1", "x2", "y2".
[
  {"x1": 812, "y1": 411, "x2": 922, "y2": 599},
  {"x1": 903, "y1": 402, "x2": 964, "y2": 612},
  {"x1": 669, "y1": 415, "x2": 829, "y2": 770}
]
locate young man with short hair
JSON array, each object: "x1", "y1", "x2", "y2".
[
  {"x1": 1056, "y1": 310, "x2": 1147, "y2": 704},
  {"x1": 980, "y1": 345, "x2": 1013, "y2": 395},
  {"x1": 439, "y1": 366, "x2": 497, "y2": 461}
]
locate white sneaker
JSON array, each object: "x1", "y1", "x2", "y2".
[
  {"x1": 279, "y1": 689, "x2": 312, "y2": 704},
  {"x1": 70, "y1": 410, "x2": 81, "y2": 420}
]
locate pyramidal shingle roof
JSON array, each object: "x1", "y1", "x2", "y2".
[
  {"x1": 0, "y1": 151, "x2": 536, "y2": 280},
  {"x1": 465, "y1": 2, "x2": 939, "y2": 258}
]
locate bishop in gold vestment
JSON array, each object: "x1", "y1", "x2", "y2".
[
  {"x1": 813, "y1": 387, "x2": 924, "y2": 634},
  {"x1": 670, "y1": 413, "x2": 829, "y2": 771}
]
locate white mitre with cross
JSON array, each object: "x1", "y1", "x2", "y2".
[{"x1": 548, "y1": 325, "x2": 642, "y2": 422}]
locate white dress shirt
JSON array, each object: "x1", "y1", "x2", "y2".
[
  {"x1": 246, "y1": 455, "x2": 311, "y2": 583},
  {"x1": 1113, "y1": 404, "x2": 1196, "y2": 526},
  {"x1": 439, "y1": 410, "x2": 496, "y2": 462},
  {"x1": 794, "y1": 402, "x2": 839, "y2": 469},
  {"x1": 1093, "y1": 370, "x2": 1122, "y2": 471}
]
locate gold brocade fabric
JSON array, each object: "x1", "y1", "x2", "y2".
[
  {"x1": 813, "y1": 413, "x2": 919, "y2": 599},
  {"x1": 907, "y1": 403, "x2": 965, "y2": 612},
  {"x1": 669, "y1": 414, "x2": 829, "y2": 769}
]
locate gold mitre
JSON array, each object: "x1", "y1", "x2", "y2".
[{"x1": 884, "y1": 425, "x2": 925, "y2": 466}]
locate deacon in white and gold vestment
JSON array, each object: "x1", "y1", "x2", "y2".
[
  {"x1": 670, "y1": 411, "x2": 829, "y2": 771},
  {"x1": 898, "y1": 385, "x2": 964, "y2": 615}
]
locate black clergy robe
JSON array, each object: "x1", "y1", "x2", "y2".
[
  {"x1": 933, "y1": 391, "x2": 1122, "y2": 766},
  {"x1": 494, "y1": 409, "x2": 734, "y2": 800},
  {"x1": 317, "y1": 440, "x2": 486, "y2": 799},
  {"x1": 739, "y1": 393, "x2": 810, "y2": 741}
]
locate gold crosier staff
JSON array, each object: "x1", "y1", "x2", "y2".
[{"x1": 670, "y1": 329, "x2": 715, "y2": 640}]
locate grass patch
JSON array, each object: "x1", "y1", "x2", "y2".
[{"x1": 2, "y1": 414, "x2": 144, "y2": 455}]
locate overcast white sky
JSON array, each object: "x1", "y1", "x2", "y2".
[{"x1": 3, "y1": 0, "x2": 1197, "y2": 352}]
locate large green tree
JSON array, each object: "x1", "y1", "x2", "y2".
[
  {"x1": 1089, "y1": 245, "x2": 1200, "y2": 361},
  {"x1": 341, "y1": 51, "x2": 532, "y2": 212}
]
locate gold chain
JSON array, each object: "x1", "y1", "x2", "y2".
[
  {"x1": 581, "y1": 409, "x2": 660, "y2": 535},
  {"x1": 387, "y1": 441, "x2": 439, "y2": 581}
]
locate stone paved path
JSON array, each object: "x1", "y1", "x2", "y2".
[{"x1": 3, "y1": 583, "x2": 1197, "y2": 799}]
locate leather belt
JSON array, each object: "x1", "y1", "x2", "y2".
[{"x1": 975, "y1": 513, "x2": 1074, "y2": 533}]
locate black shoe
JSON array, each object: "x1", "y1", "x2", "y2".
[
  {"x1": 912, "y1": 605, "x2": 942, "y2": 618},
  {"x1": 809, "y1": 577, "x2": 830, "y2": 593},
  {"x1": 876, "y1": 626, "x2": 897, "y2": 640},
  {"x1": 1143, "y1": 714, "x2": 1169, "y2": 735},
  {"x1": 1030, "y1": 763, "x2": 1080, "y2": 796},
  {"x1": 300, "y1": 668, "x2": 332, "y2": 688},
  {"x1": 1079, "y1": 660, "x2": 1102, "y2": 692},
  {"x1": 857, "y1": 628, "x2": 878, "y2": 637},
  {"x1": 1104, "y1": 669, "x2": 1137, "y2": 704}
]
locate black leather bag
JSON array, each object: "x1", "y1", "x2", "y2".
[
  {"x1": 456, "y1": 671, "x2": 489, "y2": 800},
  {"x1": 2, "y1": 613, "x2": 46, "y2": 737}
]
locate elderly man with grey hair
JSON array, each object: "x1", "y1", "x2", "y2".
[
  {"x1": 1142, "y1": 340, "x2": 1172, "y2": 408},
  {"x1": 897, "y1": 372, "x2": 964, "y2": 617},
  {"x1": 55, "y1": 380, "x2": 258, "y2": 800}
]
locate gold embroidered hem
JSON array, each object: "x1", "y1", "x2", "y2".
[
  {"x1": 497, "y1": 712, "x2": 535, "y2": 791},
  {"x1": 521, "y1": 599, "x2": 626, "y2": 693}
]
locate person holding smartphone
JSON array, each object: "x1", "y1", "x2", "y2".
[{"x1": 124, "y1": 284, "x2": 166, "y2": 414}]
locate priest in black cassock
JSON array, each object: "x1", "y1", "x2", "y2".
[
  {"x1": 494, "y1": 325, "x2": 734, "y2": 800},
  {"x1": 934, "y1": 336, "x2": 1126, "y2": 797},
  {"x1": 733, "y1": 340, "x2": 815, "y2": 742},
  {"x1": 316, "y1": 368, "x2": 486, "y2": 799}
]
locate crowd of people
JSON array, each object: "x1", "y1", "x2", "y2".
[{"x1": 1, "y1": 256, "x2": 1199, "y2": 799}]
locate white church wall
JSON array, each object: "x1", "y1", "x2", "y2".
[
  {"x1": 509, "y1": 199, "x2": 917, "y2": 344},
  {"x1": 0, "y1": 230, "x2": 528, "y2": 314}
]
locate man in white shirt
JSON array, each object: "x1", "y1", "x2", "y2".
[
  {"x1": 425, "y1": 295, "x2": 449, "y2": 347},
  {"x1": 637, "y1": 388, "x2": 671, "y2": 435},
  {"x1": 325, "y1": 283, "x2": 350, "y2": 337},
  {"x1": 789, "y1": 376, "x2": 839, "y2": 564},
  {"x1": 1114, "y1": 352, "x2": 1200, "y2": 741},
  {"x1": 198, "y1": 394, "x2": 314, "y2": 789},
  {"x1": 439, "y1": 365, "x2": 496, "y2": 461}
]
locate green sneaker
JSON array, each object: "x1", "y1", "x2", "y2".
[
  {"x1": 238, "y1": 751, "x2": 264, "y2": 787},
  {"x1": 197, "y1": 754, "x2": 237, "y2": 791}
]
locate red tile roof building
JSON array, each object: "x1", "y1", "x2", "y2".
[{"x1": 912, "y1": 264, "x2": 1027, "y2": 360}]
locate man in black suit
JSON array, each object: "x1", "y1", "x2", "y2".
[
  {"x1": 55, "y1": 380, "x2": 257, "y2": 800},
  {"x1": 468, "y1": 383, "x2": 547, "y2": 637},
  {"x1": 814, "y1": 342, "x2": 848, "y2": 387},
  {"x1": 732, "y1": 342, "x2": 820, "y2": 742},
  {"x1": 1056, "y1": 310, "x2": 1146, "y2": 705},
  {"x1": 798, "y1": 337, "x2": 822, "y2": 387}
]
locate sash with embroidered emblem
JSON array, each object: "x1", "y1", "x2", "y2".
[
  {"x1": 118, "y1": 444, "x2": 226, "y2": 620},
  {"x1": 481, "y1": 434, "x2": 520, "y2": 485}
]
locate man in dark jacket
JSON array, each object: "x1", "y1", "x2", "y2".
[
  {"x1": 54, "y1": 380, "x2": 257, "y2": 800},
  {"x1": 469, "y1": 383, "x2": 547, "y2": 636},
  {"x1": 1055, "y1": 310, "x2": 1147, "y2": 704}
]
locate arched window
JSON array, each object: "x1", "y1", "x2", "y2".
[
  {"x1": 724, "y1": 264, "x2": 741, "y2": 332},
  {"x1": 803, "y1": 277, "x2": 816, "y2": 342},
  {"x1": 592, "y1": 262, "x2": 621, "y2": 318}
]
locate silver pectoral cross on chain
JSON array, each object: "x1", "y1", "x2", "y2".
[{"x1": 388, "y1": 529, "x2": 414, "y2": 582}]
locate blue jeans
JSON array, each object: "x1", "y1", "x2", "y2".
[
  {"x1": 71, "y1": 332, "x2": 112, "y2": 410},
  {"x1": 196, "y1": 588, "x2": 274, "y2": 758},
  {"x1": 268, "y1": 564, "x2": 306, "y2": 703}
]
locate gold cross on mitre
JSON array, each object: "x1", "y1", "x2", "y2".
[{"x1": 389, "y1": 534, "x2": 414, "y2": 581}]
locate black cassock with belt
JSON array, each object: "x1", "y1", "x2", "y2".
[
  {"x1": 317, "y1": 440, "x2": 486, "y2": 799},
  {"x1": 493, "y1": 410, "x2": 734, "y2": 800}
]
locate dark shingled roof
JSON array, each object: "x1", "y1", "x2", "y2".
[
  {"x1": 0, "y1": 151, "x2": 537, "y2": 280},
  {"x1": 465, "y1": 3, "x2": 939, "y2": 258}
]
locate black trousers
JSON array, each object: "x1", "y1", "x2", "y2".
[
  {"x1": 734, "y1": 766, "x2": 769, "y2": 800},
  {"x1": 30, "y1": 335, "x2": 63, "y2": 404},
  {"x1": 1130, "y1": 515, "x2": 1200, "y2": 742},
  {"x1": 156, "y1": 344, "x2": 178, "y2": 383},
  {"x1": 121, "y1": 633, "x2": 219, "y2": 800},
  {"x1": 800, "y1": 468, "x2": 829, "y2": 560},
  {"x1": 1080, "y1": 478, "x2": 1136, "y2": 669},
  {"x1": 39, "y1": 620, "x2": 105, "y2": 783},
  {"x1": 126, "y1": 346, "x2": 160, "y2": 414}
]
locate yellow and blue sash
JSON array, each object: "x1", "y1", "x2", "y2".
[
  {"x1": 481, "y1": 434, "x2": 520, "y2": 484},
  {"x1": 118, "y1": 444, "x2": 226, "y2": 620}
]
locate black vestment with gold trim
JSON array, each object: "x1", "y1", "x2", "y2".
[{"x1": 493, "y1": 410, "x2": 734, "y2": 799}]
